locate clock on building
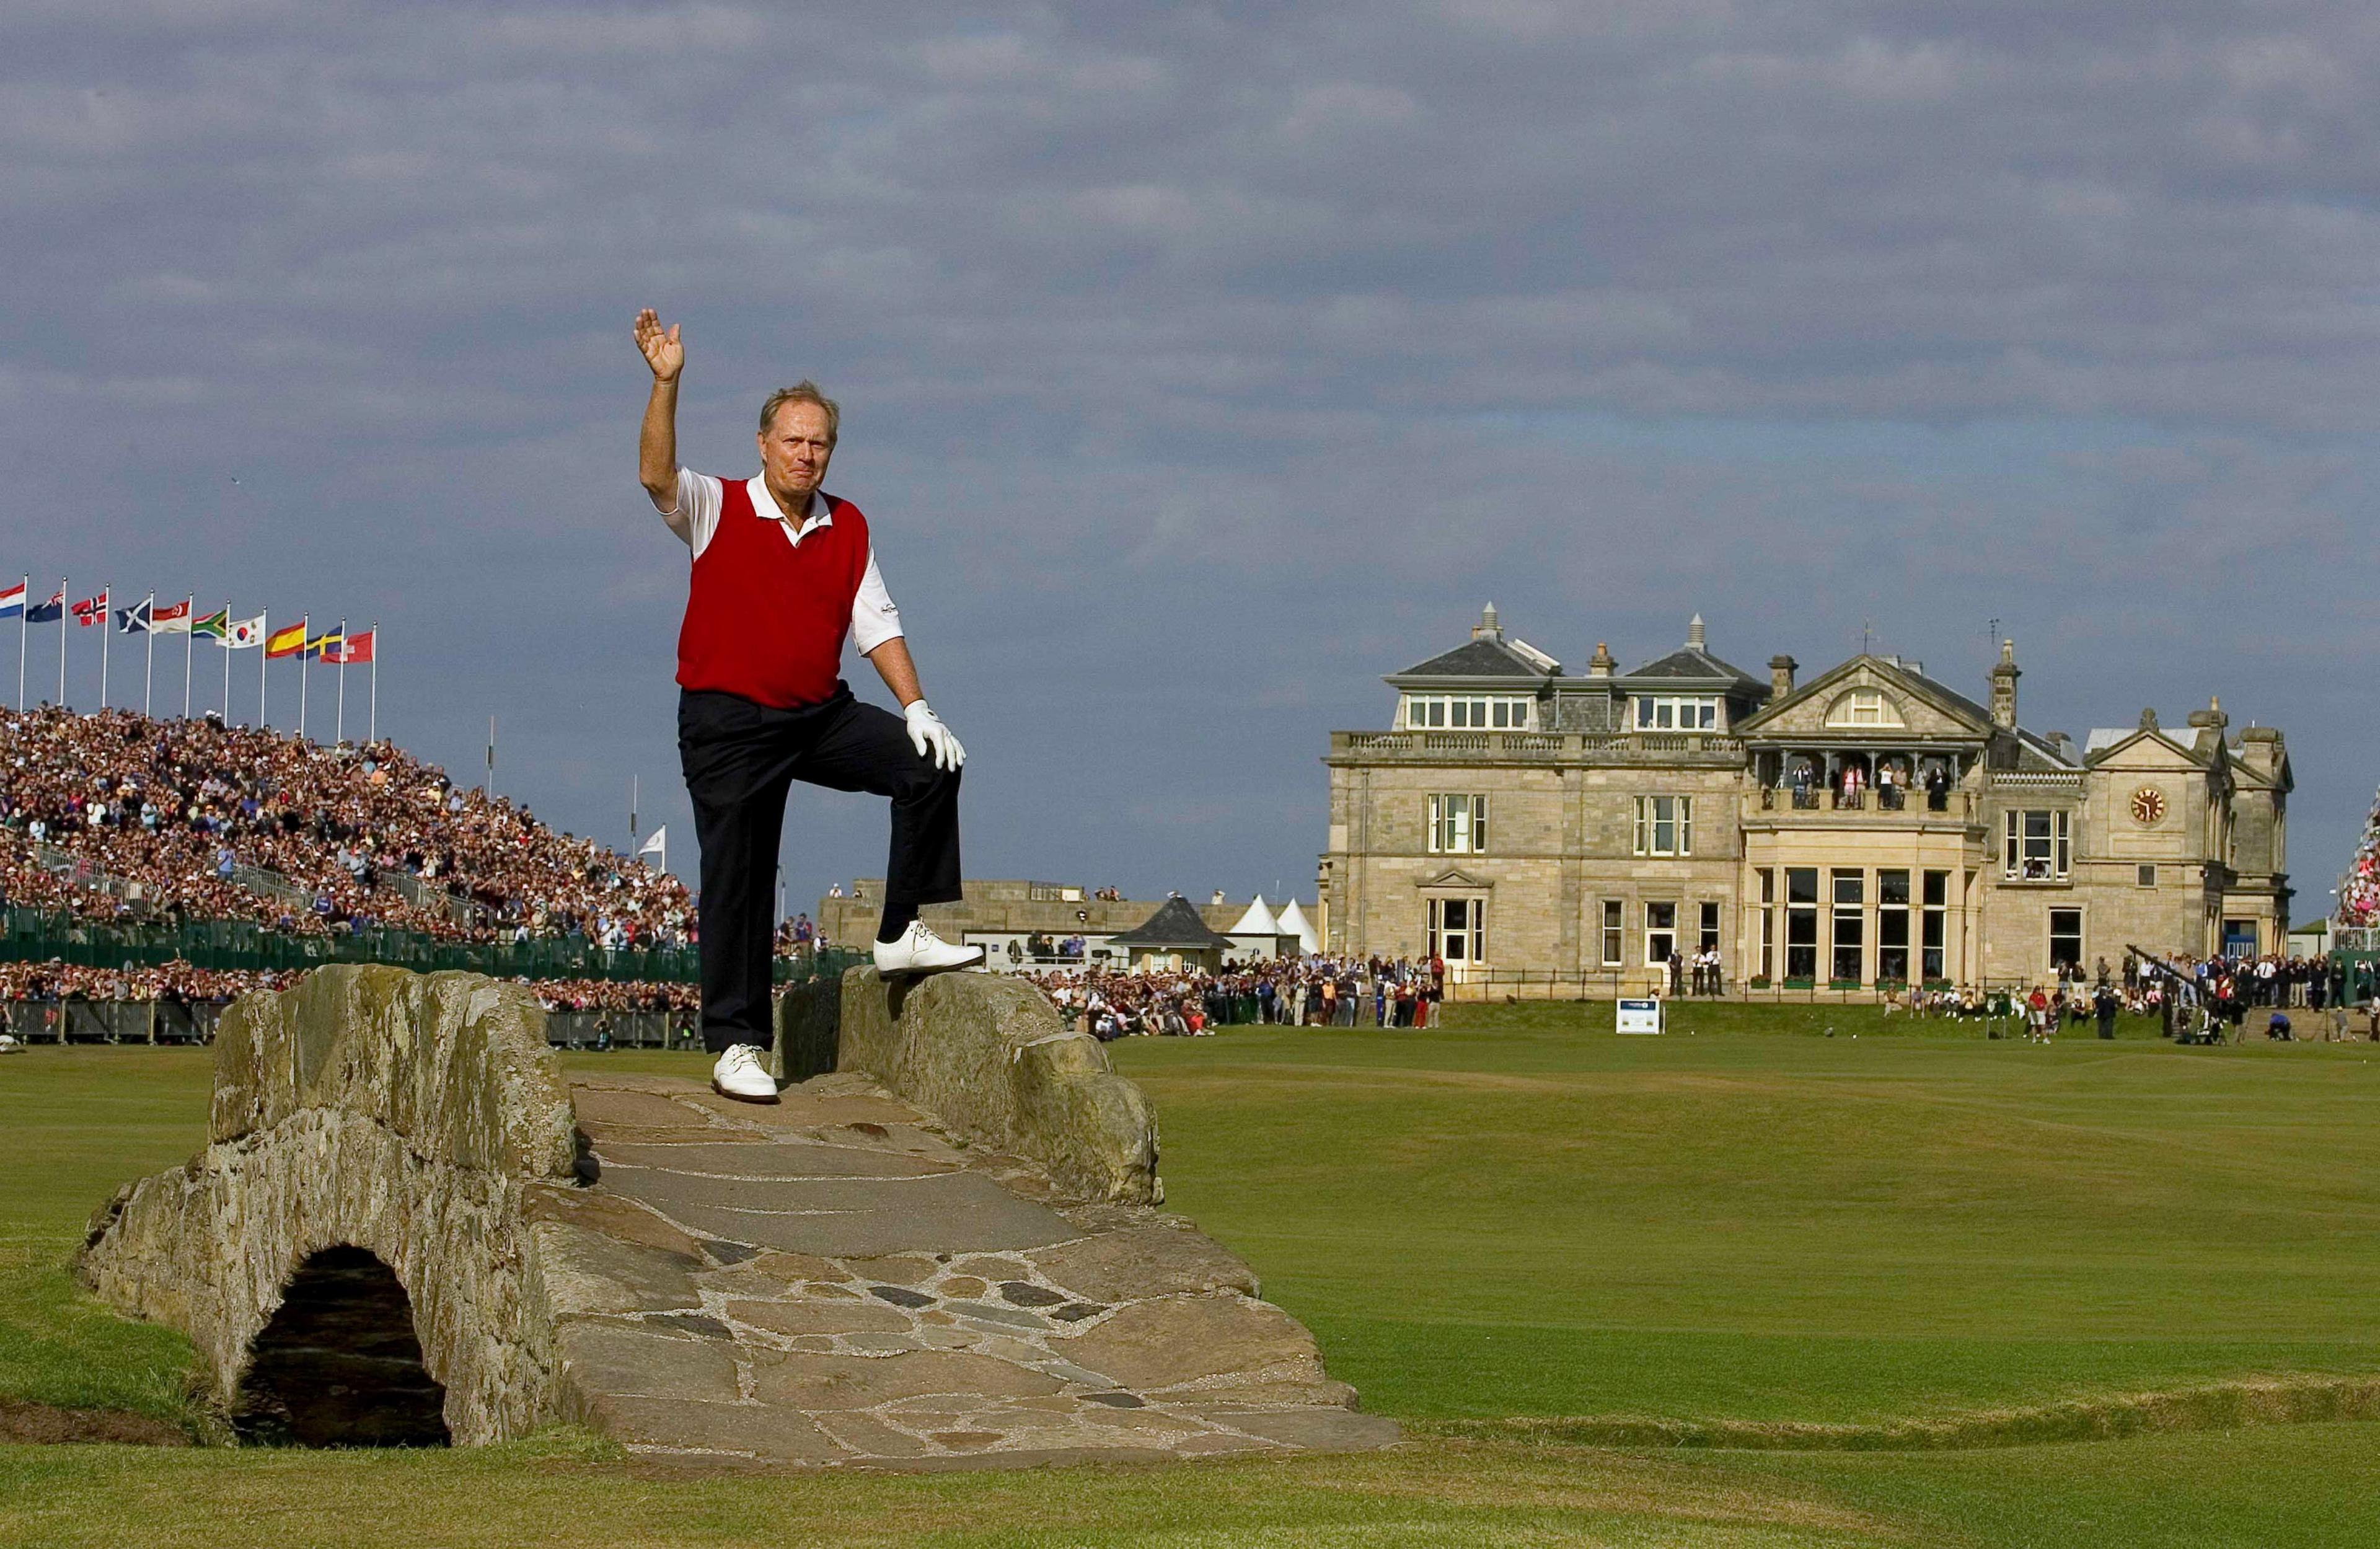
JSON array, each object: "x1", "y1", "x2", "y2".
[{"x1": 2130, "y1": 787, "x2": 2167, "y2": 825}]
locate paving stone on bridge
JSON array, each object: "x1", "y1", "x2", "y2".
[{"x1": 550, "y1": 1072, "x2": 1399, "y2": 1470}]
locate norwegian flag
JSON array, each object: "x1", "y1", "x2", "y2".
[{"x1": 71, "y1": 590, "x2": 108, "y2": 626}]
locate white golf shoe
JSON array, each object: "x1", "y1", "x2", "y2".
[
  {"x1": 873, "y1": 920, "x2": 985, "y2": 977},
  {"x1": 710, "y1": 1043, "x2": 778, "y2": 1103}
]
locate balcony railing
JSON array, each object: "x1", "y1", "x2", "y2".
[
  {"x1": 1333, "y1": 730, "x2": 1745, "y2": 759},
  {"x1": 1748, "y1": 788, "x2": 1977, "y2": 821}
]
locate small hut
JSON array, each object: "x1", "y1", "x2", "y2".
[{"x1": 1108, "y1": 896, "x2": 1236, "y2": 973}]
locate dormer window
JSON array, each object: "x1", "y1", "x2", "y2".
[
  {"x1": 1634, "y1": 695, "x2": 1719, "y2": 731},
  {"x1": 1825, "y1": 689, "x2": 1905, "y2": 728},
  {"x1": 1403, "y1": 694, "x2": 1535, "y2": 730}
]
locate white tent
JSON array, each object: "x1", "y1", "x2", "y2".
[
  {"x1": 1226, "y1": 894, "x2": 1279, "y2": 937},
  {"x1": 1275, "y1": 898, "x2": 1320, "y2": 955}
]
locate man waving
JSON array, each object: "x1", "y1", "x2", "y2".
[{"x1": 635, "y1": 309, "x2": 981, "y2": 1105}]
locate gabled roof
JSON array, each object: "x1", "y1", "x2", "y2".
[
  {"x1": 1108, "y1": 896, "x2": 1234, "y2": 951},
  {"x1": 1736, "y1": 653, "x2": 1997, "y2": 739},
  {"x1": 1620, "y1": 617, "x2": 1761, "y2": 690},
  {"x1": 1390, "y1": 637, "x2": 1556, "y2": 681},
  {"x1": 1621, "y1": 645, "x2": 1762, "y2": 688},
  {"x1": 2083, "y1": 724, "x2": 2210, "y2": 769}
]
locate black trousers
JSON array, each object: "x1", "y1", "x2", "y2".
[{"x1": 677, "y1": 686, "x2": 963, "y2": 1053}]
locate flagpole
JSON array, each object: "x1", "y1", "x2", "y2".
[
  {"x1": 259, "y1": 610, "x2": 269, "y2": 730},
  {"x1": 368, "y1": 621, "x2": 378, "y2": 744},
  {"x1": 335, "y1": 620, "x2": 347, "y2": 747},
  {"x1": 141, "y1": 592, "x2": 155, "y2": 717},
  {"x1": 220, "y1": 602, "x2": 232, "y2": 719},
  {"x1": 180, "y1": 596, "x2": 193, "y2": 719},
  {"x1": 15, "y1": 576, "x2": 25, "y2": 710},
  {"x1": 298, "y1": 616, "x2": 309, "y2": 743},
  {"x1": 58, "y1": 577, "x2": 67, "y2": 709},
  {"x1": 98, "y1": 585, "x2": 110, "y2": 710}
]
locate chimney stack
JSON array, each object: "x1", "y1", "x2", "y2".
[
  {"x1": 1768, "y1": 654, "x2": 1797, "y2": 700},
  {"x1": 1587, "y1": 642, "x2": 1616, "y2": 680},
  {"x1": 1472, "y1": 602, "x2": 1503, "y2": 642},
  {"x1": 1989, "y1": 638, "x2": 2020, "y2": 730},
  {"x1": 1687, "y1": 614, "x2": 1706, "y2": 650}
]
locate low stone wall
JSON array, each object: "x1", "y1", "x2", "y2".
[
  {"x1": 79, "y1": 966, "x2": 578, "y2": 1443},
  {"x1": 818, "y1": 968, "x2": 1161, "y2": 1206}
]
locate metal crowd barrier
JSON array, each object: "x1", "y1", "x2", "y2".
[
  {"x1": 540, "y1": 1010, "x2": 690, "y2": 1049},
  {"x1": 1, "y1": 999, "x2": 227, "y2": 1044}
]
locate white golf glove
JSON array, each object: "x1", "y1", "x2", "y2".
[{"x1": 903, "y1": 700, "x2": 966, "y2": 771}]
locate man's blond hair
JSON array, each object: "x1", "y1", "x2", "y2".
[{"x1": 758, "y1": 381, "x2": 840, "y2": 443}]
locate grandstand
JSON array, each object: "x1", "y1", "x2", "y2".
[{"x1": 0, "y1": 704, "x2": 690, "y2": 945}]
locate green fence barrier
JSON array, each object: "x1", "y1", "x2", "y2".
[{"x1": 0, "y1": 907, "x2": 862, "y2": 987}]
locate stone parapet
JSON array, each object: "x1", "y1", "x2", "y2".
[{"x1": 824, "y1": 968, "x2": 1161, "y2": 1207}]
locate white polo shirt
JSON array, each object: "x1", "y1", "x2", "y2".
[{"x1": 659, "y1": 469, "x2": 904, "y2": 656}]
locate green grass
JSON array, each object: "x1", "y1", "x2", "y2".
[
  {"x1": 0, "y1": 1049, "x2": 216, "y2": 1422},
  {"x1": 5, "y1": 1005, "x2": 2380, "y2": 1546},
  {"x1": 1112, "y1": 1005, "x2": 2380, "y2": 1425}
]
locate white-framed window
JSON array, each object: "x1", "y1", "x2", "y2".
[
  {"x1": 1633, "y1": 695, "x2": 1719, "y2": 731},
  {"x1": 1403, "y1": 694, "x2": 1534, "y2": 730},
  {"x1": 2002, "y1": 810, "x2": 2071, "y2": 880},
  {"x1": 1600, "y1": 899, "x2": 1624, "y2": 967},
  {"x1": 1632, "y1": 795, "x2": 1693, "y2": 857},
  {"x1": 1823, "y1": 689, "x2": 1905, "y2": 728},
  {"x1": 1427, "y1": 896, "x2": 1486, "y2": 963},
  {"x1": 1427, "y1": 793, "x2": 1489, "y2": 855}
]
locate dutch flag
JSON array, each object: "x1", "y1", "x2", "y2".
[{"x1": 0, "y1": 581, "x2": 22, "y2": 620}]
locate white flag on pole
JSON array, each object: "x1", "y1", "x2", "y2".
[
  {"x1": 637, "y1": 827, "x2": 666, "y2": 857},
  {"x1": 225, "y1": 614, "x2": 267, "y2": 648}
]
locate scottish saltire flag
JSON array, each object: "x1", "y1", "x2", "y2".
[
  {"x1": 115, "y1": 599, "x2": 154, "y2": 632},
  {"x1": 225, "y1": 614, "x2": 266, "y2": 649},
  {"x1": 25, "y1": 589, "x2": 63, "y2": 624},
  {"x1": 265, "y1": 620, "x2": 306, "y2": 658},
  {"x1": 71, "y1": 591, "x2": 107, "y2": 626},
  {"x1": 190, "y1": 608, "x2": 229, "y2": 641},
  {"x1": 148, "y1": 599, "x2": 193, "y2": 633},
  {"x1": 301, "y1": 625, "x2": 343, "y2": 661},
  {"x1": 0, "y1": 582, "x2": 23, "y2": 620}
]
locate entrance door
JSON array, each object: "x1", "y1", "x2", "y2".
[
  {"x1": 2223, "y1": 919, "x2": 2258, "y2": 956},
  {"x1": 1645, "y1": 901, "x2": 1676, "y2": 969}
]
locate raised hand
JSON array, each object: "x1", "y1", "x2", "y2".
[{"x1": 633, "y1": 308, "x2": 683, "y2": 382}]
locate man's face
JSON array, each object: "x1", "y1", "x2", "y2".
[{"x1": 757, "y1": 402, "x2": 835, "y2": 505}]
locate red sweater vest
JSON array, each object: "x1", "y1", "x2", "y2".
[{"x1": 676, "y1": 477, "x2": 871, "y2": 709}]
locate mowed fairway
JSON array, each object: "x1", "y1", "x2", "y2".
[
  {"x1": 1109, "y1": 1003, "x2": 2380, "y2": 1426},
  {"x1": 7, "y1": 1010, "x2": 2380, "y2": 1547}
]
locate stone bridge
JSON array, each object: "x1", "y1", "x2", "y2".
[{"x1": 80, "y1": 965, "x2": 1395, "y2": 1467}]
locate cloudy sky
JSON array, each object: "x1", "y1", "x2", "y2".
[{"x1": 6, "y1": 1, "x2": 2373, "y2": 914}]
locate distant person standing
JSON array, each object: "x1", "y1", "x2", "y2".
[{"x1": 634, "y1": 309, "x2": 981, "y2": 1105}]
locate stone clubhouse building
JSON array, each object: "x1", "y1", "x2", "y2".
[{"x1": 1317, "y1": 607, "x2": 2292, "y2": 994}]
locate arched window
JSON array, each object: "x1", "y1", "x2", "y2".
[{"x1": 1823, "y1": 689, "x2": 1905, "y2": 728}]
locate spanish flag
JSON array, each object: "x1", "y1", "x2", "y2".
[{"x1": 266, "y1": 620, "x2": 307, "y2": 658}]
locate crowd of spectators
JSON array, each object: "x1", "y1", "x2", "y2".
[
  {"x1": 2340, "y1": 785, "x2": 2380, "y2": 928},
  {"x1": 0, "y1": 705, "x2": 692, "y2": 947},
  {"x1": 1025, "y1": 955, "x2": 1448, "y2": 1039}
]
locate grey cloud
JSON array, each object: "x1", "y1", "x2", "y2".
[{"x1": 2, "y1": 1, "x2": 2373, "y2": 901}]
